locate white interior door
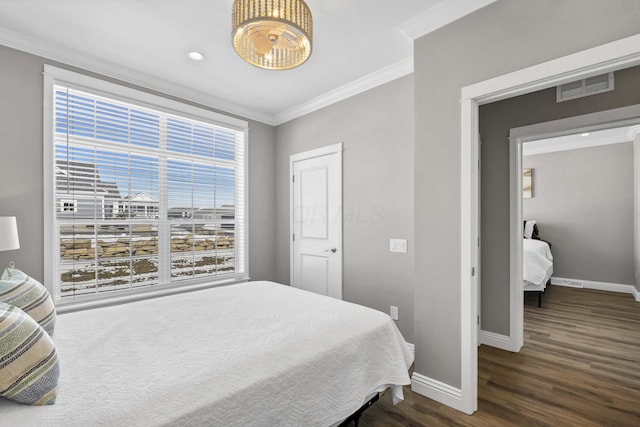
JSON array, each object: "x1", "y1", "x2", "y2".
[{"x1": 290, "y1": 143, "x2": 342, "y2": 299}]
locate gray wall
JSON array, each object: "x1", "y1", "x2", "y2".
[
  {"x1": 0, "y1": 44, "x2": 277, "y2": 284},
  {"x1": 414, "y1": 0, "x2": 640, "y2": 388},
  {"x1": 523, "y1": 143, "x2": 634, "y2": 285},
  {"x1": 275, "y1": 75, "x2": 415, "y2": 342},
  {"x1": 479, "y1": 66, "x2": 640, "y2": 335}
]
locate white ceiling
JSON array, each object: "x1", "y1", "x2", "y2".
[{"x1": 0, "y1": 0, "x2": 496, "y2": 125}]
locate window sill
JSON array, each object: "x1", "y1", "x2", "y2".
[{"x1": 56, "y1": 275, "x2": 251, "y2": 314}]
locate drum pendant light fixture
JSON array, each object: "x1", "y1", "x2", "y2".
[{"x1": 232, "y1": 0, "x2": 313, "y2": 70}]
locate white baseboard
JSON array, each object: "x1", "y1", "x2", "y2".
[
  {"x1": 406, "y1": 342, "x2": 415, "y2": 358},
  {"x1": 479, "y1": 330, "x2": 519, "y2": 352},
  {"x1": 551, "y1": 277, "x2": 640, "y2": 302},
  {"x1": 411, "y1": 372, "x2": 465, "y2": 412},
  {"x1": 550, "y1": 277, "x2": 583, "y2": 288}
]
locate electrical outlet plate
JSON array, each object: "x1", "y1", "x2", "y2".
[
  {"x1": 389, "y1": 238, "x2": 407, "y2": 253},
  {"x1": 390, "y1": 305, "x2": 399, "y2": 320}
]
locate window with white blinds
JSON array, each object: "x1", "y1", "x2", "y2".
[{"x1": 44, "y1": 66, "x2": 247, "y2": 304}]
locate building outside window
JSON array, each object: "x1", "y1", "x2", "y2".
[{"x1": 60, "y1": 199, "x2": 78, "y2": 213}]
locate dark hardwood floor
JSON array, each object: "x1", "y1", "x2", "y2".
[{"x1": 359, "y1": 285, "x2": 640, "y2": 426}]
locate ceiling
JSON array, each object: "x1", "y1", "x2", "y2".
[{"x1": 0, "y1": 0, "x2": 495, "y2": 125}]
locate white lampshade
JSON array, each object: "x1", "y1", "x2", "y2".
[{"x1": 0, "y1": 216, "x2": 20, "y2": 252}]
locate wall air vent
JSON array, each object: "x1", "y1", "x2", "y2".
[{"x1": 556, "y1": 72, "x2": 614, "y2": 102}]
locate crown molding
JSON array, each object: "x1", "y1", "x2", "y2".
[
  {"x1": 523, "y1": 133, "x2": 632, "y2": 156},
  {"x1": 0, "y1": 28, "x2": 276, "y2": 126},
  {"x1": 398, "y1": 0, "x2": 498, "y2": 40},
  {"x1": 274, "y1": 57, "x2": 414, "y2": 125},
  {"x1": 2, "y1": 22, "x2": 413, "y2": 128},
  {"x1": 627, "y1": 125, "x2": 640, "y2": 141},
  {"x1": 0, "y1": 0, "x2": 495, "y2": 129},
  {"x1": 275, "y1": 0, "x2": 498, "y2": 125}
]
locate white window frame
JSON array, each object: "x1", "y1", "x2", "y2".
[{"x1": 43, "y1": 65, "x2": 249, "y2": 310}]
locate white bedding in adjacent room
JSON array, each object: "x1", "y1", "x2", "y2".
[
  {"x1": 523, "y1": 239, "x2": 554, "y2": 290},
  {"x1": 0, "y1": 281, "x2": 413, "y2": 426}
]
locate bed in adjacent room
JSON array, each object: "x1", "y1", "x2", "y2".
[
  {"x1": 523, "y1": 220, "x2": 554, "y2": 307},
  {"x1": 0, "y1": 281, "x2": 413, "y2": 426}
]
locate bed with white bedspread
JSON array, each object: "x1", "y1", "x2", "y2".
[
  {"x1": 0, "y1": 281, "x2": 413, "y2": 426},
  {"x1": 523, "y1": 238, "x2": 553, "y2": 290},
  {"x1": 523, "y1": 238, "x2": 554, "y2": 307}
]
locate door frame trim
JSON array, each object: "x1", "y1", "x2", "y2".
[
  {"x1": 459, "y1": 34, "x2": 640, "y2": 415},
  {"x1": 289, "y1": 142, "x2": 344, "y2": 297}
]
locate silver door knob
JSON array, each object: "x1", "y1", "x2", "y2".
[{"x1": 324, "y1": 248, "x2": 337, "y2": 253}]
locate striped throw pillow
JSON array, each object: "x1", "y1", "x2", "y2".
[
  {"x1": 0, "y1": 302, "x2": 60, "y2": 405},
  {"x1": 0, "y1": 268, "x2": 56, "y2": 336}
]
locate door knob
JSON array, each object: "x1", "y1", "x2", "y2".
[{"x1": 324, "y1": 248, "x2": 337, "y2": 253}]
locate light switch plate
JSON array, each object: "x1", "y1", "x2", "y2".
[{"x1": 389, "y1": 238, "x2": 407, "y2": 253}]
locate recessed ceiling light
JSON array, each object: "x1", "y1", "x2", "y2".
[
  {"x1": 187, "y1": 51, "x2": 204, "y2": 61},
  {"x1": 580, "y1": 132, "x2": 590, "y2": 137}
]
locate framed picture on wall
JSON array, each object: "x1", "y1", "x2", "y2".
[{"x1": 523, "y1": 168, "x2": 533, "y2": 198}]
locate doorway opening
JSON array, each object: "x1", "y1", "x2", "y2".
[
  {"x1": 459, "y1": 34, "x2": 640, "y2": 414},
  {"x1": 508, "y1": 108, "x2": 640, "y2": 348}
]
